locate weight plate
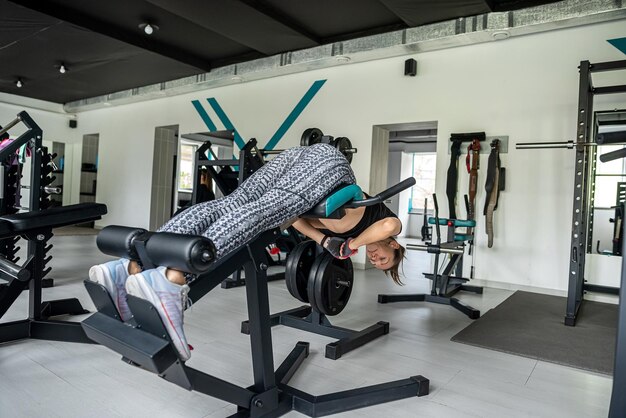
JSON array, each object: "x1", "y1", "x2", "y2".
[
  {"x1": 307, "y1": 253, "x2": 354, "y2": 316},
  {"x1": 300, "y1": 128, "x2": 324, "y2": 146},
  {"x1": 334, "y1": 137, "x2": 354, "y2": 163},
  {"x1": 285, "y1": 240, "x2": 317, "y2": 303}
]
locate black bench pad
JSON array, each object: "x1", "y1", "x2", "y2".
[{"x1": 0, "y1": 203, "x2": 107, "y2": 238}]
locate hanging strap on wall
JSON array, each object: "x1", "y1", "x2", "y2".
[
  {"x1": 446, "y1": 139, "x2": 462, "y2": 219},
  {"x1": 484, "y1": 139, "x2": 504, "y2": 248}
]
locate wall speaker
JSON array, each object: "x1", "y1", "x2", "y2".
[
  {"x1": 69, "y1": 120, "x2": 77, "y2": 128},
  {"x1": 404, "y1": 58, "x2": 417, "y2": 77}
]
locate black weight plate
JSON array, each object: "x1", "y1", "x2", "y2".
[
  {"x1": 308, "y1": 253, "x2": 354, "y2": 316},
  {"x1": 306, "y1": 253, "x2": 327, "y2": 314},
  {"x1": 334, "y1": 137, "x2": 353, "y2": 163},
  {"x1": 285, "y1": 240, "x2": 317, "y2": 303},
  {"x1": 300, "y1": 128, "x2": 323, "y2": 146}
]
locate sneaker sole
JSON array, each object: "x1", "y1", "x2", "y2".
[{"x1": 125, "y1": 274, "x2": 191, "y2": 361}]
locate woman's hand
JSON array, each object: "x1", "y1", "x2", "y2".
[
  {"x1": 340, "y1": 238, "x2": 358, "y2": 258},
  {"x1": 321, "y1": 236, "x2": 345, "y2": 259}
]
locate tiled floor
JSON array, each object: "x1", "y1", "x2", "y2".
[{"x1": 0, "y1": 235, "x2": 612, "y2": 417}]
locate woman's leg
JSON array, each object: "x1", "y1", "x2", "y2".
[
  {"x1": 158, "y1": 146, "x2": 306, "y2": 235},
  {"x1": 204, "y1": 143, "x2": 356, "y2": 257}
]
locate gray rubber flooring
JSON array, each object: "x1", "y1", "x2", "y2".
[{"x1": 452, "y1": 291, "x2": 617, "y2": 375}]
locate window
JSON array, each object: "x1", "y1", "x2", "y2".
[
  {"x1": 178, "y1": 143, "x2": 197, "y2": 192},
  {"x1": 410, "y1": 152, "x2": 436, "y2": 213}
]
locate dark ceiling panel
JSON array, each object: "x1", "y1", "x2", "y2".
[
  {"x1": 0, "y1": 20, "x2": 201, "y2": 103},
  {"x1": 263, "y1": 0, "x2": 403, "y2": 41},
  {"x1": 380, "y1": 0, "x2": 491, "y2": 26},
  {"x1": 145, "y1": 0, "x2": 319, "y2": 55}
]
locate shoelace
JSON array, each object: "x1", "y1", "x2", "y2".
[{"x1": 181, "y1": 284, "x2": 193, "y2": 312}]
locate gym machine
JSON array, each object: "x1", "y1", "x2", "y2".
[
  {"x1": 241, "y1": 178, "x2": 417, "y2": 359},
  {"x1": 81, "y1": 217, "x2": 429, "y2": 417},
  {"x1": 516, "y1": 59, "x2": 626, "y2": 326},
  {"x1": 0, "y1": 111, "x2": 108, "y2": 345},
  {"x1": 378, "y1": 194, "x2": 482, "y2": 319}
]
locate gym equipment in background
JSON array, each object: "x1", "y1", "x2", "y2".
[
  {"x1": 378, "y1": 194, "x2": 482, "y2": 319},
  {"x1": 596, "y1": 182, "x2": 625, "y2": 256},
  {"x1": 0, "y1": 111, "x2": 108, "y2": 345},
  {"x1": 261, "y1": 127, "x2": 357, "y2": 163},
  {"x1": 516, "y1": 59, "x2": 626, "y2": 326},
  {"x1": 82, "y1": 209, "x2": 429, "y2": 417},
  {"x1": 241, "y1": 177, "x2": 417, "y2": 359},
  {"x1": 420, "y1": 198, "x2": 432, "y2": 242}
]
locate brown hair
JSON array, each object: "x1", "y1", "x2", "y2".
[{"x1": 383, "y1": 242, "x2": 406, "y2": 285}]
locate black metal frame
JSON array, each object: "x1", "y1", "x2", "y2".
[
  {"x1": 82, "y1": 229, "x2": 429, "y2": 417},
  {"x1": 0, "y1": 203, "x2": 108, "y2": 345},
  {"x1": 378, "y1": 195, "x2": 482, "y2": 319},
  {"x1": 609, "y1": 206, "x2": 626, "y2": 417},
  {"x1": 241, "y1": 304, "x2": 390, "y2": 360},
  {"x1": 0, "y1": 111, "x2": 108, "y2": 345},
  {"x1": 565, "y1": 60, "x2": 626, "y2": 326}
]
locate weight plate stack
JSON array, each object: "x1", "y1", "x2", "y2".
[
  {"x1": 285, "y1": 240, "x2": 317, "y2": 302},
  {"x1": 307, "y1": 253, "x2": 354, "y2": 316}
]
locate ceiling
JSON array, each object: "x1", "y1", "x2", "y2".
[{"x1": 1, "y1": 0, "x2": 561, "y2": 105}]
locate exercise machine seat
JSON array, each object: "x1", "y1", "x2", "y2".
[
  {"x1": 0, "y1": 203, "x2": 107, "y2": 238},
  {"x1": 302, "y1": 184, "x2": 363, "y2": 219}
]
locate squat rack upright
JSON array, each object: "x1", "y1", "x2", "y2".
[{"x1": 566, "y1": 59, "x2": 626, "y2": 326}]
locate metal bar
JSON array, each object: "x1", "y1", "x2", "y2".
[
  {"x1": 242, "y1": 243, "x2": 277, "y2": 393},
  {"x1": 583, "y1": 283, "x2": 620, "y2": 295},
  {"x1": 325, "y1": 321, "x2": 388, "y2": 360},
  {"x1": 275, "y1": 342, "x2": 309, "y2": 385},
  {"x1": 0, "y1": 115, "x2": 21, "y2": 137},
  {"x1": 593, "y1": 85, "x2": 626, "y2": 95},
  {"x1": 590, "y1": 60, "x2": 626, "y2": 72},
  {"x1": 406, "y1": 243, "x2": 464, "y2": 255},
  {"x1": 565, "y1": 60, "x2": 593, "y2": 326},
  {"x1": 185, "y1": 366, "x2": 255, "y2": 408},
  {"x1": 288, "y1": 375, "x2": 428, "y2": 416}
]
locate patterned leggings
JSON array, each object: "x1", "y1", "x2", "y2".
[{"x1": 158, "y1": 143, "x2": 356, "y2": 258}]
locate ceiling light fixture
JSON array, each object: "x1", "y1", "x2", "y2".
[
  {"x1": 492, "y1": 31, "x2": 510, "y2": 41},
  {"x1": 335, "y1": 55, "x2": 351, "y2": 63},
  {"x1": 139, "y1": 23, "x2": 159, "y2": 35},
  {"x1": 15, "y1": 79, "x2": 23, "y2": 88},
  {"x1": 59, "y1": 64, "x2": 67, "y2": 74}
]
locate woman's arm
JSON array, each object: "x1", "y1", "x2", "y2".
[
  {"x1": 348, "y1": 217, "x2": 401, "y2": 250},
  {"x1": 291, "y1": 218, "x2": 326, "y2": 245}
]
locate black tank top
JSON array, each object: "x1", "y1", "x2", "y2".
[{"x1": 318, "y1": 202, "x2": 399, "y2": 239}]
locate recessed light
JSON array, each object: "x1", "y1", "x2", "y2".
[
  {"x1": 16, "y1": 79, "x2": 23, "y2": 88},
  {"x1": 59, "y1": 64, "x2": 67, "y2": 74},
  {"x1": 231, "y1": 75, "x2": 244, "y2": 82},
  {"x1": 335, "y1": 55, "x2": 351, "y2": 63},
  {"x1": 139, "y1": 23, "x2": 159, "y2": 35}
]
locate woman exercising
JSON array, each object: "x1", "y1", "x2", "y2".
[{"x1": 89, "y1": 143, "x2": 406, "y2": 360}]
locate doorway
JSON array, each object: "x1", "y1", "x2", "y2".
[{"x1": 372, "y1": 121, "x2": 438, "y2": 239}]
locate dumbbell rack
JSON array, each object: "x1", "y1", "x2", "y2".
[{"x1": 242, "y1": 241, "x2": 389, "y2": 360}]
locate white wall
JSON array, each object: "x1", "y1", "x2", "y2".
[{"x1": 2, "y1": 19, "x2": 626, "y2": 293}]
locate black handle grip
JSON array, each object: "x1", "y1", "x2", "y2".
[
  {"x1": 345, "y1": 177, "x2": 416, "y2": 208},
  {"x1": 600, "y1": 148, "x2": 626, "y2": 163}
]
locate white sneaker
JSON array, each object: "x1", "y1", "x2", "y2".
[
  {"x1": 125, "y1": 267, "x2": 191, "y2": 361},
  {"x1": 88, "y1": 259, "x2": 132, "y2": 321}
]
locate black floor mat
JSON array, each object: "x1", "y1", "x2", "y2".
[{"x1": 451, "y1": 291, "x2": 618, "y2": 375}]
